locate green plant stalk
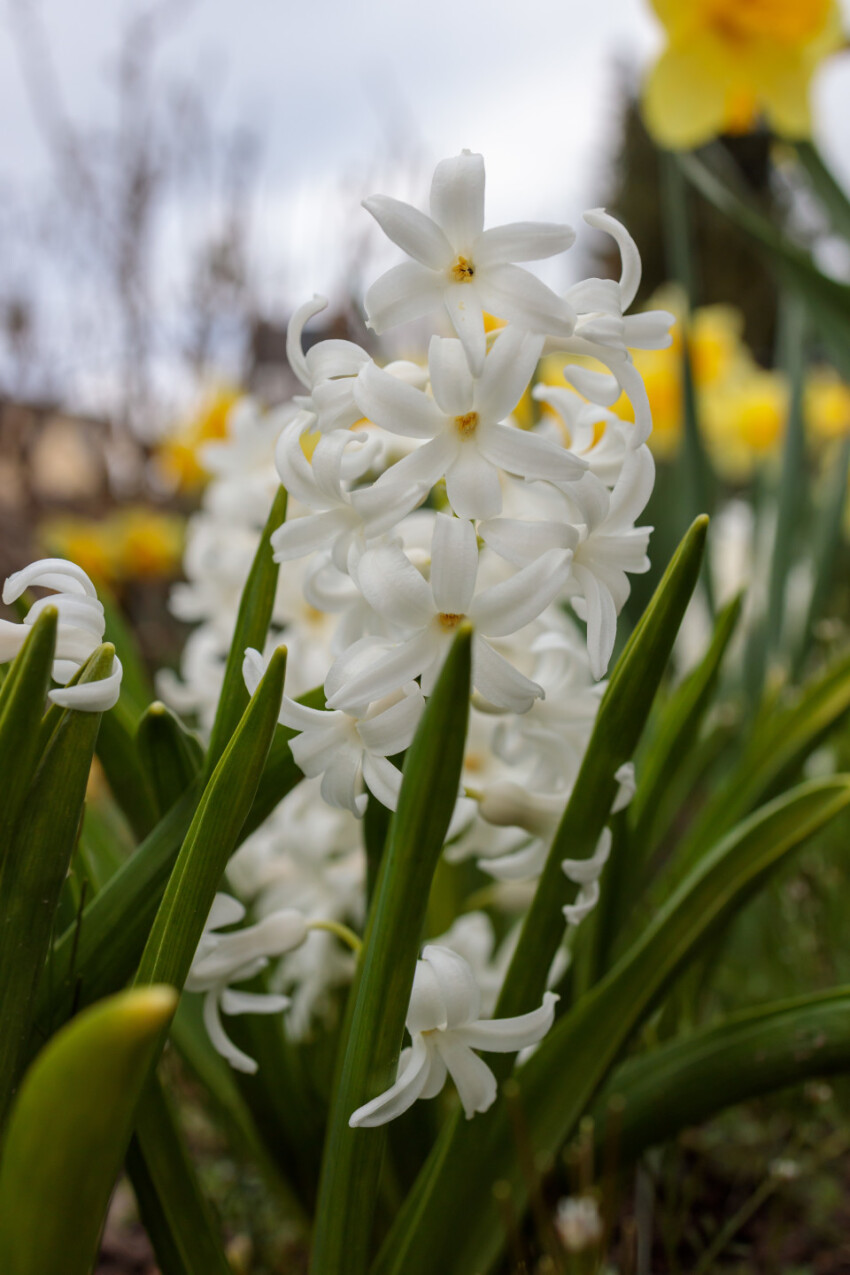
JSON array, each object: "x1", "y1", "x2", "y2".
[
  {"x1": 373, "y1": 776, "x2": 850, "y2": 1275},
  {"x1": 0, "y1": 608, "x2": 58, "y2": 871},
  {"x1": 0, "y1": 643, "x2": 115, "y2": 1124},
  {"x1": 135, "y1": 645, "x2": 287, "y2": 990},
  {"x1": 127, "y1": 1078, "x2": 234, "y2": 1275},
  {"x1": 0, "y1": 987, "x2": 177, "y2": 1275},
  {"x1": 590, "y1": 986, "x2": 850, "y2": 1165},
  {"x1": 205, "y1": 485, "x2": 288, "y2": 775},
  {"x1": 310, "y1": 626, "x2": 472, "y2": 1275}
]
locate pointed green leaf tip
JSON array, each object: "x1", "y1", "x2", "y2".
[{"x1": 0, "y1": 986, "x2": 178, "y2": 1275}]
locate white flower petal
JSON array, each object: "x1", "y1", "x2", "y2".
[
  {"x1": 479, "y1": 517, "x2": 578, "y2": 567},
  {"x1": 474, "y1": 327, "x2": 544, "y2": 422},
  {"x1": 361, "y1": 753, "x2": 404, "y2": 810},
  {"x1": 430, "y1": 514, "x2": 479, "y2": 615},
  {"x1": 354, "y1": 543, "x2": 434, "y2": 630},
  {"x1": 472, "y1": 637, "x2": 544, "y2": 714},
  {"x1": 476, "y1": 263, "x2": 575, "y2": 338},
  {"x1": 477, "y1": 422, "x2": 586, "y2": 485},
  {"x1": 428, "y1": 335, "x2": 475, "y2": 415},
  {"x1": 420, "y1": 945, "x2": 482, "y2": 1028},
  {"x1": 564, "y1": 364, "x2": 622, "y2": 406},
  {"x1": 572, "y1": 563, "x2": 618, "y2": 680},
  {"x1": 583, "y1": 209, "x2": 641, "y2": 310},
  {"x1": 202, "y1": 990, "x2": 259, "y2": 1074},
  {"x1": 3, "y1": 557, "x2": 97, "y2": 604},
  {"x1": 445, "y1": 446, "x2": 502, "y2": 521},
  {"x1": 219, "y1": 989, "x2": 290, "y2": 1015},
  {"x1": 354, "y1": 361, "x2": 444, "y2": 439},
  {"x1": 476, "y1": 221, "x2": 575, "y2": 265},
  {"x1": 434, "y1": 1035, "x2": 497, "y2": 1118},
  {"x1": 472, "y1": 549, "x2": 572, "y2": 638},
  {"x1": 377, "y1": 433, "x2": 459, "y2": 493},
  {"x1": 357, "y1": 687, "x2": 425, "y2": 756},
  {"x1": 349, "y1": 1033, "x2": 434, "y2": 1128},
  {"x1": 443, "y1": 283, "x2": 486, "y2": 377},
  {"x1": 207, "y1": 893, "x2": 246, "y2": 930},
  {"x1": 49, "y1": 654, "x2": 123, "y2": 712},
  {"x1": 326, "y1": 631, "x2": 436, "y2": 711},
  {"x1": 453, "y1": 990, "x2": 558, "y2": 1053},
  {"x1": 365, "y1": 262, "x2": 445, "y2": 333},
  {"x1": 286, "y1": 296, "x2": 328, "y2": 388},
  {"x1": 430, "y1": 151, "x2": 485, "y2": 250},
  {"x1": 362, "y1": 194, "x2": 453, "y2": 269}
]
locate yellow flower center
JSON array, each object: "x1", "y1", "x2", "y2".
[
  {"x1": 454, "y1": 411, "x2": 479, "y2": 437},
  {"x1": 702, "y1": 0, "x2": 831, "y2": 45},
  {"x1": 438, "y1": 612, "x2": 465, "y2": 629},
  {"x1": 450, "y1": 256, "x2": 475, "y2": 283}
]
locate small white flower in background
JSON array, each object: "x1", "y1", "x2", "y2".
[
  {"x1": 349, "y1": 945, "x2": 558, "y2": 1127},
  {"x1": 561, "y1": 828, "x2": 612, "y2": 926},
  {"x1": 555, "y1": 1194, "x2": 603, "y2": 1252},
  {"x1": 363, "y1": 150, "x2": 576, "y2": 374},
  {"x1": 1, "y1": 558, "x2": 123, "y2": 711},
  {"x1": 187, "y1": 893, "x2": 308, "y2": 1073}
]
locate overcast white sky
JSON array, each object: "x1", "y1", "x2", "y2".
[{"x1": 2, "y1": 0, "x2": 850, "y2": 416}]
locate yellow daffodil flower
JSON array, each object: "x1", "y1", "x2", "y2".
[
  {"x1": 155, "y1": 386, "x2": 241, "y2": 491},
  {"x1": 643, "y1": 0, "x2": 844, "y2": 149}
]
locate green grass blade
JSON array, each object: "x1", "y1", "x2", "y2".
[
  {"x1": 98, "y1": 582, "x2": 153, "y2": 715},
  {"x1": 373, "y1": 776, "x2": 850, "y2": 1275},
  {"x1": 591, "y1": 986, "x2": 850, "y2": 1164},
  {"x1": 127, "y1": 1077, "x2": 234, "y2": 1275},
  {"x1": 0, "y1": 608, "x2": 58, "y2": 868},
  {"x1": 205, "y1": 486, "x2": 288, "y2": 775},
  {"x1": 310, "y1": 626, "x2": 472, "y2": 1275},
  {"x1": 137, "y1": 700, "x2": 204, "y2": 819},
  {"x1": 0, "y1": 986, "x2": 177, "y2": 1275},
  {"x1": 0, "y1": 643, "x2": 115, "y2": 1123},
  {"x1": 135, "y1": 646, "x2": 287, "y2": 989},
  {"x1": 795, "y1": 436, "x2": 850, "y2": 675}
]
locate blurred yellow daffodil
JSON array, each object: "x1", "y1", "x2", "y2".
[
  {"x1": 155, "y1": 386, "x2": 241, "y2": 492},
  {"x1": 41, "y1": 507, "x2": 184, "y2": 585},
  {"x1": 643, "y1": 0, "x2": 844, "y2": 149}
]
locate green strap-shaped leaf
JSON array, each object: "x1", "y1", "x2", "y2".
[
  {"x1": 794, "y1": 436, "x2": 850, "y2": 675},
  {"x1": 0, "y1": 643, "x2": 115, "y2": 1124},
  {"x1": 628, "y1": 592, "x2": 742, "y2": 855},
  {"x1": 590, "y1": 986, "x2": 850, "y2": 1165},
  {"x1": 794, "y1": 142, "x2": 850, "y2": 244},
  {"x1": 373, "y1": 776, "x2": 850, "y2": 1275},
  {"x1": 0, "y1": 985, "x2": 177, "y2": 1275},
  {"x1": 137, "y1": 700, "x2": 204, "y2": 819},
  {"x1": 666, "y1": 646, "x2": 850, "y2": 883},
  {"x1": 495, "y1": 515, "x2": 708, "y2": 1023},
  {"x1": 678, "y1": 150, "x2": 850, "y2": 380},
  {"x1": 0, "y1": 608, "x2": 58, "y2": 870},
  {"x1": 127, "y1": 1078, "x2": 233, "y2": 1275},
  {"x1": 205, "y1": 485, "x2": 288, "y2": 775},
  {"x1": 135, "y1": 645, "x2": 287, "y2": 989},
  {"x1": 310, "y1": 626, "x2": 472, "y2": 1275},
  {"x1": 96, "y1": 696, "x2": 159, "y2": 840},
  {"x1": 35, "y1": 682, "x2": 315, "y2": 1041}
]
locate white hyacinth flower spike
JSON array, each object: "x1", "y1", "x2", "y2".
[
  {"x1": 349, "y1": 945, "x2": 558, "y2": 1126},
  {"x1": 363, "y1": 150, "x2": 577, "y2": 374}
]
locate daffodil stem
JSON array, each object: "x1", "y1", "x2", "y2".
[{"x1": 308, "y1": 919, "x2": 363, "y2": 956}]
